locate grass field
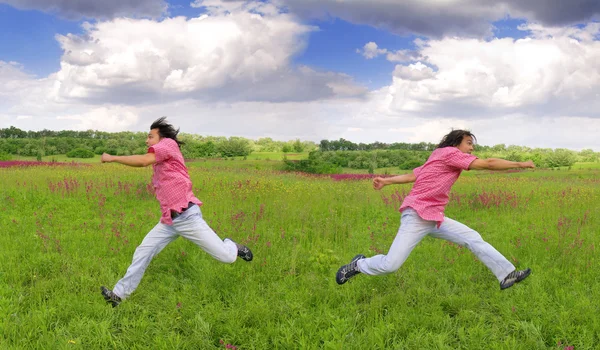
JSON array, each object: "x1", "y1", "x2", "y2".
[{"x1": 1, "y1": 158, "x2": 599, "y2": 349}]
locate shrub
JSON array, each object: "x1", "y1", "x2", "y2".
[
  {"x1": 283, "y1": 158, "x2": 341, "y2": 174},
  {"x1": 66, "y1": 148, "x2": 95, "y2": 158},
  {"x1": 399, "y1": 159, "x2": 424, "y2": 170},
  {"x1": 94, "y1": 146, "x2": 108, "y2": 155},
  {"x1": 545, "y1": 149, "x2": 576, "y2": 168},
  {"x1": 216, "y1": 138, "x2": 252, "y2": 157}
]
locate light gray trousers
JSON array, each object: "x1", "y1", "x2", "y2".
[
  {"x1": 113, "y1": 205, "x2": 238, "y2": 299},
  {"x1": 357, "y1": 208, "x2": 515, "y2": 281}
]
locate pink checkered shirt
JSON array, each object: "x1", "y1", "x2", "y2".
[
  {"x1": 399, "y1": 147, "x2": 477, "y2": 227},
  {"x1": 148, "y1": 138, "x2": 201, "y2": 225}
]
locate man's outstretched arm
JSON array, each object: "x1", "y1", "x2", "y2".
[
  {"x1": 469, "y1": 158, "x2": 535, "y2": 171},
  {"x1": 373, "y1": 172, "x2": 416, "y2": 190},
  {"x1": 101, "y1": 152, "x2": 156, "y2": 167}
]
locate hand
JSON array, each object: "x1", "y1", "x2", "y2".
[
  {"x1": 521, "y1": 160, "x2": 535, "y2": 169},
  {"x1": 373, "y1": 177, "x2": 387, "y2": 190},
  {"x1": 101, "y1": 153, "x2": 113, "y2": 163}
]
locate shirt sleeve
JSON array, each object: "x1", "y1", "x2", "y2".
[
  {"x1": 444, "y1": 148, "x2": 478, "y2": 170},
  {"x1": 413, "y1": 165, "x2": 424, "y2": 177},
  {"x1": 148, "y1": 139, "x2": 174, "y2": 163}
]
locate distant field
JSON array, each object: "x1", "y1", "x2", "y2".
[
  {"x1": 13, "y1": 154, "x2": 103, "y2": 163},
  {"x1": 243, "y1": 151, "x2": 309, "y2": 161},
  {"x1": 13, "y1": 151, "x2": 310, "y2": 163}
]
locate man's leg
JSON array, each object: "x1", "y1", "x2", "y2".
[
  {"x1": 357, "y1": 209, "x2": 434, "y2": 276},
  {"x1": 430, "y1": 217, "x2": 517, "y2": 282},
  {"x1": 111, "y1": 222, "x2": 178, "y2": 300},
  {"x1": 174, "y1": 205, "x2": 250, "y2": 263}
]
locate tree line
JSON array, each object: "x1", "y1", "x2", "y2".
[
  {"x1": 285, "y1": 140, "x2": 599, "y2": 174},
  {"x1": 0, "y1": 127, "x2": 597, "y2": 170},
  {"x1": 0, "y1": 126, "x2": 317, "y2": 160}
]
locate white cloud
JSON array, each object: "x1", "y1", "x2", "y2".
[
  {"x1": 51, "y1": 7, "x2": 364, "y2": 104},
  {"x1": 191, "y1": 0, "x2": 281, "y2": 16},
  {"x1": 56, "y1": 106, "x2": 140, "y2": 131},
  {"x1": 393, "y1": 62, "x2": 435, "y2": 81},
  {"x1": 383, "y1": 23, "x2": 600, "y2": 117},
  {"x1": 358, "y1": 42, "x2": 421, "y2": 62},
  {"x1": 360, "y1": 42, "x2": 388, "y2": 59},
  {"x1": 0, "y1": 61, "x2": 34, "y2": 100}
]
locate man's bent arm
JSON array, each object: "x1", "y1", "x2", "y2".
[
  {"x1": 101, "y1": 153, "x2": 156, "y2": 167},
  {"x1": 373, "y1": 172, "x2": 416, "y2": 190}
]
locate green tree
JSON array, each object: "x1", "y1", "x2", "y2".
[
  {"x1": 545, "y1": 149, "x2": 576, "y2": 168},
  {"x1": 216, "y1": 137, "x2": 252, "y2": 157},
  {"x1": 578, "y1": 149, "x2": 599, "y2": 162},
  {"x1": 66, "y1": 148, "x2": 95, "y2": 158},
  {"x1": 293, "y1": 139, "x2": 304, "y2": 153}
]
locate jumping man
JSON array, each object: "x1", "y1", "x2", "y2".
[
  {"x1": 100, "y1": 117, "x2": 253, "y2": 307},
  {"x1": 336, "y1": 130, "x2": 533, "y2": 290}
]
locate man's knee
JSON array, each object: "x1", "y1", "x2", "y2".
[
  {"x1": 218, "y1": 254, "x2": 237, "y2": 264},
  {"x1": 381, "y1": 256, "x2": 403, "y2": 274}
]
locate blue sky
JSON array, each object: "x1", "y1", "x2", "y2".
[
  {"x1": 0, "y1": 4, "x2": 79, "y2": 76},
  {"x1": 295, "y1": 18, "x2": 417, "y2": 90},
  {"x1": 0, "y1": 0, "x2": 599, "y2": 150}
]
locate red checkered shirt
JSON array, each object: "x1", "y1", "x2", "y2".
[
  {"x1": 399, "y1": 147, "x2": 477, "y2": 227},
  {"x1": 148, "y1": 138, "x2": 201, "y2": 225}
]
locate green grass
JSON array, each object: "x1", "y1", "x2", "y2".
[
  {"x1": 13, "y1": 154, "x2": 103, "y2": 163},
  {"x1": 0, "y1": 159, "x2": 599, "y2": 349}
]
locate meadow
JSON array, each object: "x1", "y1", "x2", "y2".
[{"x1": 0, "y1": 158, "x2": 599, "y2": 349}]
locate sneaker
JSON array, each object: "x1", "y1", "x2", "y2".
[
  {"x1": 500, "y1": 268, "x2": 531, "y2": 290},
  {"x1": 101, "y1": 286, "x2": 122, "y2": 307},
  {"x1": 336, "y1": 254, "x2": 366, "y2": 285},
  {"x1": 227, "y1": 238, "x2": 253, "y2": 262}
]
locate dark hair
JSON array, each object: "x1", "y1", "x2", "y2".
[
  {"x1": 437, "y1": 129, "x2": 476, "y2": 148},
  {"x1": 150, "y1": 117, "x2": 184, "y2": 147}
]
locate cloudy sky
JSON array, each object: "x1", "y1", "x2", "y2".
[{"x1": 1, "y1": 0, "x2": 599, "y2": 150}]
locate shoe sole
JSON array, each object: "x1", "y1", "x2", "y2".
[
  {"x1": 101, "y1": 286, "x2": 121, "y2": 307},
  {"x1": 336, "y1": 254, "x2": 366, "y2": 285},
  {"x1": 500, "y1": 269, "x2": 531, "y2": 290}
]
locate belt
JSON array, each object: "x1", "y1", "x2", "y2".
[{"x1": 171, "y1": 202, "x2": 195, "y2": 219}]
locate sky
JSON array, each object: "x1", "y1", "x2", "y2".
[{"x1": 0, "y1": 0, "x2": 599, "y2": 150}]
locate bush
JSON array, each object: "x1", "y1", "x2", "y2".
[
  {"x1": 399, "y1": 159, "x2": 424, "y2": 170},
  {"x1": 0, "y1": 152, "x2": 12, "y2": 161},
  {"x1": 293, "y1": 139, "x2": 305, "y2": 152},
  {"x1": 116, "y1": 148, "x2": 131, "y2": 156},
  {"x1": 94, "y1": 146, "x2": 108, "y2": 155},
  {"x1": 66, "y1": 148, "x2": 95, "y2": 158},
  {"x1": 216, "y1": 138, "x2": 252, "y2": 157},
  {"x1": 545, "y1": 149, "x2": 576, "y2": 168},
  {"x1": 283, "y1": 158, "x2": 341, "y2": 174}
]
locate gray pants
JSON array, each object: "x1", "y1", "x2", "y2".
[
  {"x1": 357, "y1": 208, "x2": 515, "y2": 281},
  {"x1": 113, "y1": 205, "x2": 238, "y2": 299}
]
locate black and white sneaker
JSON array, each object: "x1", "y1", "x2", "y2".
[
  {"x1": 100, "y1": 286, "x2": 122, "y2": 307},
  {"x1": 227, "y1": 238, "x2": 253, "y2": 262},
  {"x1": 336, "y1": 254, "x2": 366, "y2": 285},
  {"x1": 500, "y1": 268, "x2": 531, "y2": 290}
]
